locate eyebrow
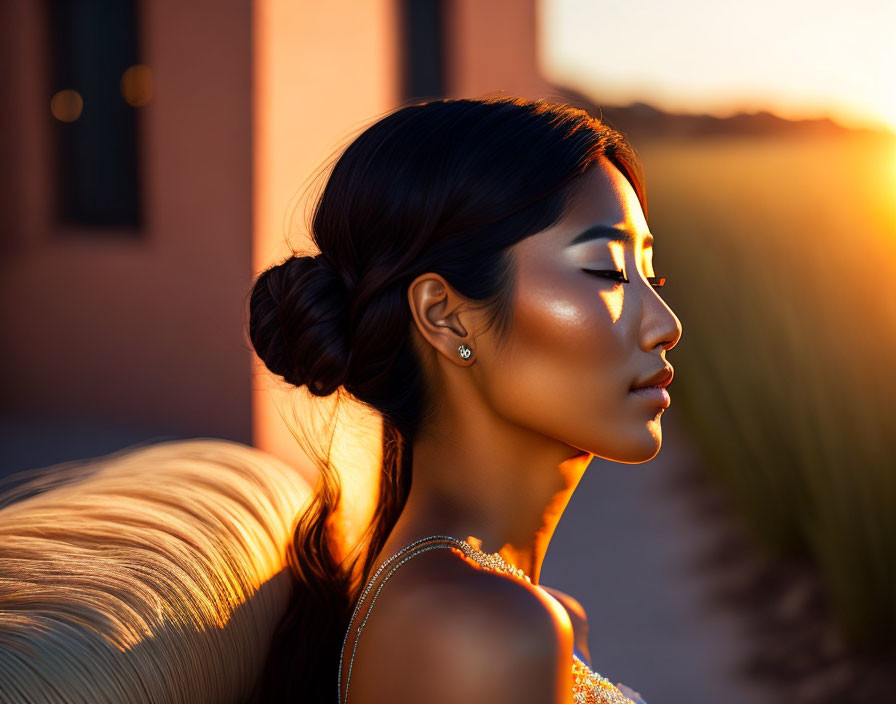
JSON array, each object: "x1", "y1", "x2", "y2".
[{"x1": 566, "y1": 225, "x2": 654, "y2": 248}]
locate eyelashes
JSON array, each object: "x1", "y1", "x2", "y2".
[{"x1": 581, "y1": 269, "x2": 666, "y2": 289}]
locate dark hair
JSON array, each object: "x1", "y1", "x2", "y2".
[{"x1": 245, "y1": 96, "x2": 647, "y2": 702}]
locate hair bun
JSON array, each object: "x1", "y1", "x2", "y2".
[{"x1": 248, "y1": 252, "x2": 352, "y2": 396}]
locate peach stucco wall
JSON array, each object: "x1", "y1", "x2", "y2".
[
  {"x1": 0, "y1": 0, "x2": 253, "y2": 442},
  {"x1": 444, "y1": 0, "x2": 555, "y2": 100}
]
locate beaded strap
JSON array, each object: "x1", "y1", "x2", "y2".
[{"x1": 338, "y1": 535, "x2": 465, "y2": 704}]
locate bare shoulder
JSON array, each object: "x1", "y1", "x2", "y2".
[{"x1": 352, "y1": 549, "x2": 575, "y2": 704}]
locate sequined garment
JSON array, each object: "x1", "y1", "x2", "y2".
[{"x1": 570, "y1": 652, "x2": 637, "y2": 704}]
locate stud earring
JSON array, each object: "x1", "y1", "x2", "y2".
[{"x1": 457, "y1": 343, "x2": 472, "y2": 360}]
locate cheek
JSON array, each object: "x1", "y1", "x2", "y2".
[
  {"x1": 483, "y1": 279, "x2": 629, "y2": 425},
  {"x1": 515, "y1": 285, "x2": 625, "y2": 364}
]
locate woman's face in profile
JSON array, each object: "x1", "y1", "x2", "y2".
[{"x1": 483, "y1": 156, "x2": 682, "y2": 463}]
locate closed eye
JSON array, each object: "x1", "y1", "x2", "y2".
[
  {"x1": 582, "y1": 269, "x2": 666, "y2": 289},
  {"x1": 582, "y1": 268, "x2": 628, "y2": 284}
]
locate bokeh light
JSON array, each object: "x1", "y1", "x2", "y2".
[
  {"x1": 120, "y1": 64, "x2": 153, "y2": 107},
  {"x1": 50, "y1": 89, "x2": 83, "y2": 122}
]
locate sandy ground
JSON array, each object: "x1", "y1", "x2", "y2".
[{"x1": 0, "y1": 415, "x2": 190, "y2": 481}]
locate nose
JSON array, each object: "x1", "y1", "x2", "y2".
[{"x1": 641, "y1": 286, "x2": 682, "y2": 353}]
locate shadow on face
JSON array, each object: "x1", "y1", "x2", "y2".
[{"x1": 480, "y1": 157, "x2": 683, "y2": 463}]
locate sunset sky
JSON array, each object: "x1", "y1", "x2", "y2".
[{"x1": 540, "y1": 0, "x2": 896, "y2": 133}]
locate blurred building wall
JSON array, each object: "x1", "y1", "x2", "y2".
[
  {"x1": 445, "y1": 0, "x2": 554, "y2": 99},
  {"x1": 0, "y1": 0, "x2": 254, "y2": 444}
]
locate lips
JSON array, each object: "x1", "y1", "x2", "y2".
[
  {"x1": 630, "y1": 385, "x2": 671, "y2": 409},
  {"x1": 630, "y1": 365, "x2": 673, "y2": 391}
]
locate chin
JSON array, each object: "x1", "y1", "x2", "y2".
[{"x1": 609, "y1": 422, "x2": 663, "y2": 464}]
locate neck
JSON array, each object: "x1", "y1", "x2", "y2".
[{"x1": 383, "y1": 428, "x2": 591, "y2": 585}]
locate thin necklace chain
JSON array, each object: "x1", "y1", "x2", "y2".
[{"x1": 336, "y1": 534, "x2": 532, "y2": 704}]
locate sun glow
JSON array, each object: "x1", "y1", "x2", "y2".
[{"x1": 542, "y1": 0, "x2": 896, "y2": 135}]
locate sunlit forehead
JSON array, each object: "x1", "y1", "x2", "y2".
[{"x1": 606, "y1": 159, "x2": 649, "y2": 228}]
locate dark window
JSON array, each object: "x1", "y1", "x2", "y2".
[
  {"x1": 401, "y1": 0, "x2": 444, "y2": 101},
  {"x1": 47, "y1": 0, "x2": 142, "y2": 230}
]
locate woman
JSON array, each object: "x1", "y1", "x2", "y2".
[{"x1": 248, "y1": 96, "x2": 681, "y2": 704}]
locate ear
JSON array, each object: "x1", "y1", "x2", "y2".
[{"x1": 407, "y1": 272, "x2": 476, "y2": 366}]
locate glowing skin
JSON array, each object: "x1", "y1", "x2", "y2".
[
  {"x1": 492, "y1": 158, "x2": 680, "y2": 467},
  {"x1": 343, "y1": 156, "x2": 682, "y2": 699}
]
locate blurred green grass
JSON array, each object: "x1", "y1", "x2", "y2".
[{"x1": 636, "y1": 132, "x2": 896, "y2": 653}]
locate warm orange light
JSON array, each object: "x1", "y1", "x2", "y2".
[
  {"x1": 50, "y1": 89, "x2": 83, "y2": 122},
  {"x1": 892, "y1": 137, "x2": 896, "y2": 184},
  {"x1": 121, "y1": 64, "x2": 153, "y2": 107}
]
